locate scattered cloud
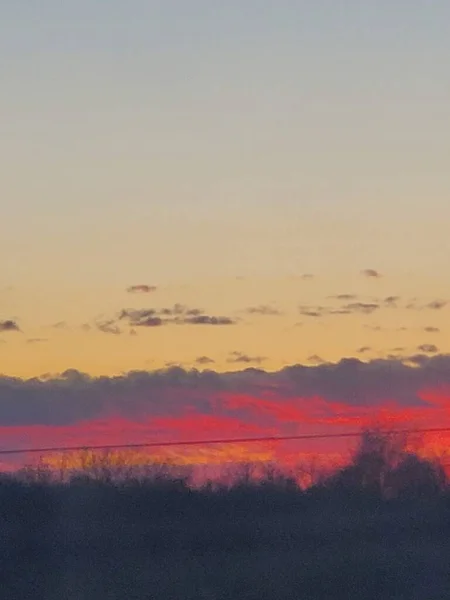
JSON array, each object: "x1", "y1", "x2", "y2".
[
  {"x1": 195, "y1": 356, "x2": 215, "y2": 365},
  {"x1": 118, "y1": 305, "x2": 235, "y2": 327},
  {"x1": 417, "y1": 344, "x2": 439, "y2": 354},
  {"x1": 178, "y1": 315, "x2": 236, "y2": 326},
  {"x1": 361, "y1": 269, "x2": 382, "y2": 278},
  {"x1": 342, "y1": 302, "x2": 379, "y2": 315},
  {"x1": 51, "y1": 321, "x2": 68, "y2": 330},
  {"x1": 0, "y1": 320, "x2": 20, "y2": 332},
  {"x1": 384, "y1": 296, "x2": 399, "y2": 306},
  {"x1": 426, "y1": 300, "x2": 447, "y2": 310},
  {"x1": 407, "y1": 299, "x2": 447, "y2": 311},
  {"x1": 330, "y1": 294, "x2": 358, "y2": 301},
  {"x1": 126, "y1": 285, "x2": 157, "y2": 294},
  {"x1": 96, "y1": 320, "x2": 122, "y2": 335},
  {"x1": 307, "y1": 355, "x2": 326, "y2": 364},
  {"x1": 356, "y1": 346, "x2": 371, "y2": 354},
  {"x1": 299, "y1": 308, "x2": 323, "y2": 318},
  {"x1": 299, "y1": 301, "x2": 380, "y2": 318},
  {"x1": 160, "y1": 304, "x2": 202, "y2": 317},
  {"x1": 300, "y1": 273, "x2": 314, "y2": 280},
  {"x1": 227, "y1": 351, "x2": 266, "y2": 365},
  {"x1": 135, "y1": 316, "x2": 164, "y2": 328},
  {"x1": 245, "y1": 305, "x2": 282, "y2": 316},
  {"x1": 119, "y1": 310, "x2": 164, "y2": 328},
  {"x1": 119, "y1": 308, "x2": 156, "y2": 321},
  {"x1": 424, "y1": 326, "x2": 440, "y2": 333},
  {"x1": 27, "y1": 338, "x2": 48, "y2": 344}
]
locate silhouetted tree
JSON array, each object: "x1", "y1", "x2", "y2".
[{"x1": 329, "y1": 428, "x2": 446, "y2": 499}]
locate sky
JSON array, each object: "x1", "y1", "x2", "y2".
[{"x1": 1, "y1": 2, "x2": 450, "y2": 468}]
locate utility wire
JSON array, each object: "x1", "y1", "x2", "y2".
[{"x1": 0, "y1": 426, "x2": 449, "y2": 456}]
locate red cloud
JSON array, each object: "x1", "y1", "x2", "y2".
[
  {"x1": 1, "y1": 360, "x2": 450, "y2": 475},
  {"x1": 1, "y1": 389, "x2": 449, "y2": 475}
]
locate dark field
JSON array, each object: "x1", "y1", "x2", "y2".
[{"x1": 1, "y1": 432, "x2": 449, "y2": 599}]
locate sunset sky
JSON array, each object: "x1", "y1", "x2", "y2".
[{"x1": 1, "y1": 2, "x2": 450, "y2": 465}]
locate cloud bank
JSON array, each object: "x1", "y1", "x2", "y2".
[{"x1": 1, "y1": 356, "x2": 450, "y2": 468}]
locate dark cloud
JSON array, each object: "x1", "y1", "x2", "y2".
[
  {"x1": 356, "y1": 346, "x2": 371, "y2": 354},
  {"x1": 178, "y1": 315, "x2": 236, "y2": 326},
  {"x1": 361, "y1": 269, "x2": 382, "y2": 278},
  {"x1": 424, "y1": 326, "x2": 440, "y2": 333},
  {"x1": 227, "y1": 351, "x2": 266, "y2": 365},
  {"x1": 195, "y1": 356, "x2": 215, "y2": 365},
  {"x1": 245, "y1": 305, "x2": 282, "y2": 316},
  {"x1": 118, "y1": 305, "x2": 234, "y2": 327},
  {"x1": 118, "y1": 309, "x2": 165, "y2": 328},
  {"x1": 417, "y1": 344, "x2": 439, "y2": 354},
  {"x1": 51, "y1": 321, "x2": 68, "y2": 330},
  {"x1": 135, "y1": 316, "x2": 165, "y2": 328},
  {"x1": 384, "y1": 296, "x2": 400, "y2": 306},
  {"x1": 407, "y1": 300, "x2": 447, "y2": 311},
  {"x1": 0, "y1": 320, "x2": 20, "y2": 332},
  {"x1": 330, "y1": 294, "x2": 358, "y2": 301},
  {"x1": 426, "y1": 300, "x2": 447, "y2": 310},
  {"x1": 96, "y1": 320, "x2": 122, "y2": 335},
  {"x1": 159, "y1": 304, "x2": 202, "y2": 317},
  {"x1": 342, "y1": 302, "x2": 379, "y2": 314},
  {"x1": 298, "y1": 305, "x2": 326, "y2": 318},
  {"x1": 119, "y1": 308, "x2": 157, "y2": 321},
  {"x1": 2, "y1": 355, "x2": 450, "y2": 431},
  {"x1": 300, "y1": 310, "x2": 322, "y2": 318},
  {"x1": 299, "y1": 301, "x2": 379, "y2": 318},
  {"x1": 126, "y1": 285, "x2": 157, "y2": 294}
]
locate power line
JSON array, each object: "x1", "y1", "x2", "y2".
[{"x1": 0, "y1": 426, "x2": 450, "y2": 456}]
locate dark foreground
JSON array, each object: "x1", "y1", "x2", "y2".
[
  {"x1": 1, "y1": 471, "x2": 450, "y2": 600},
  {"x1": 0, "y1": 430, "x2": 448, "y2": 599}
]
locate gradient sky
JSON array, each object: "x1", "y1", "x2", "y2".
[
  {"x1": 0, "y1": 0, "x2": 450, "y2": 468},
  {"x1": 1, "y1": 2, "x2": 450, "y2": 467},
  {"x1": 2, "y1": 1, "x2": 450, "y2": 376}
]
